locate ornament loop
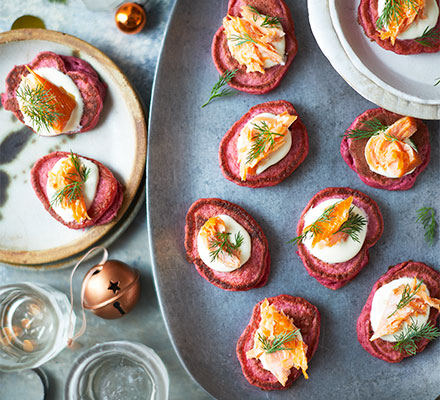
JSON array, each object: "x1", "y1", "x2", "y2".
[{"x1": 67, "y1": 246, "x2": 108, "y2": 348}]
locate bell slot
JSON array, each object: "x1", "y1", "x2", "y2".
[
  {"x1": 113, "y1": 301, "x2": 126, "y2": 315},
  {"x1": 92, "y1": 265, "x2": 104, "y2": 276}
]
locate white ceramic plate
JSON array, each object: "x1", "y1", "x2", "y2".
[
  {"x1": 309, "y1": 0, "x2": 440, "y2": 119},
  {"x1": 0, "y1": 29, "x2": 146, "y2": 265}
]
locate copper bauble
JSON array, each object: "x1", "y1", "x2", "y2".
[
  {"x1": 83, "y1": 260, "x2": 140, "y2": 319},
  {"x1": 115, "y1": 2, "x2": 146, "y2": 34}
]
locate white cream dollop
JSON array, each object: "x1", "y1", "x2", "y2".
[
  {"x1": 302, "y1": 198, "x2": 368, "y2": 264},
  {"x1": 370, "y1": 277, "x2": 430, "y2": 342},
  {"x1": 237, "y1": 112, "x2": 292, "y2": 175},
  {"x1": 377, "y1": 0, "x2": 439, "y2": 40},
  {"x1": 16, "y1": 67, "x2": 84, "y2": 136},
  {"x1": 46, "y1": 156, "x2": 99, "y2": 223},
  {"x1": 197, "y1": 214, "x2": 251, "y2": 272}
]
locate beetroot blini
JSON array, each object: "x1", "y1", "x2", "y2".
[
  {"x1": 31, "y1": 151, "x2": 123, "y2": 229},
  {"x1": 237, "y1": 295, "x2": 320, "y2": 390},
  {"x1": 1, "y1": 51, "x2": 107, "y2": 136},
  {"x1": 341, "y1": 108, "x2": 430, "y2": 191},
  {"x1": 219, "y1": 100, "x2": 308, "y2": 188},
  {"x1": 357, "y1": 261, "x2": 440, "y2": 363},
  {"x1": 212, "y1": 0, "x2": 297, "y2": 94},
  {"x1": 293, "y1": 187, "x2": 383, "y2": 290},
  {"x1": 184, "y1": 198, "x2": 270, "y2": 291},
  {"x1": 358, "y1": 0, "x2": 440, "y2": 55}
]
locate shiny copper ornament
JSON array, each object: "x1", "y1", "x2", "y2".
[
  {"x1": 83, "y1": 260, "x2": 140, "y2": 319},
  {"x1": 115, "y1": 2, "x2": 146, "y2": 34}
]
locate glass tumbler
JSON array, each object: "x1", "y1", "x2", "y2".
[
  {"x1": 66, "y1": 341, "x2": 169, "y2": 400},
  {"x1": 0, "y1": 282, "x2": 74, "y2": 371}
]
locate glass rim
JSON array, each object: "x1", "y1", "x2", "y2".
[{"x1": 65, "y1": 340, "x2": 169, "y2": 400}]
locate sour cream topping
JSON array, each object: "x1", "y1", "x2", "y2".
[
  {"x1": 197, "y1": 214, "x2": 251, "y2": 272},
  {"x1": 302, "y1": 198, "x2": 368, "y2": 264},
  {"x1": 46, "y1": 156, "x2": 99, "y2": 223},
  {"x1": 237, "y1": 112, "x2": 292, "y2": 176},
  {"x1": 17, "y1": 67, "x2": 84, "y2": 136},
  {"x1": 377, "y1": 0, "x2": 439, "y2": 40},
  {"x1": 370, "y1": 277, "x2": 429, "y2": 342}
]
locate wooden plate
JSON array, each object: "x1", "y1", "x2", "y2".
[{"x1": 0, "y1": 29, "x2": 146, "y2": 265}]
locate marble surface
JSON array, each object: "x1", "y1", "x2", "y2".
[{"x1": 0, "y1": 1, "x2": 209, "y2": 399}]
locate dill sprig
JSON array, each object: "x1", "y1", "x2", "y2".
[
  {"x1": 228, "y1": 32, "x2": 258, "y2": 46},
  {"x1": 383, "y1": 132, "x2": 417, "y2": 151},
  {"x1": 258, "y1": 329, "x2": 299, "y2": 354},
  {"x1": 289, "y1": 202, "x2": 367, "y2": 245},
  {"x1": 50, "y1": 152, "x2": 90, "y2": 207},
  {"x1": 288, "y1": 202, "x2": 338, "y2": 245},
  {"x1": 248, "y1": 5, "x2": 281, "y2": 27},
  {"x1": 201, "y1": 69, "x2": 237, "y2": 108},
  {"x1": 335, "y1": 207, "x2": 367, "y2": 243},
  {"x1": 344, "y1": 118, "x2": 389, "y2": 140},
  {"x1": 209, "y1": 231, "x2": 244, "y2": 262},
  {"x1": 393, "y1": 319, "x2": 440, "y2": 355},
  {"x1": 376, "y1": 0, "x2": 419, "y2": 31},
  {"x1": 16, "y1": 83, "x2": 62, "y2": 134},
  {"x1": 416, "y1": 207, "x2": 437, "y2": 245},
  {"x1": 415, "y1": 26, "x2": 440, "y2": 47},
  {"x1": 344, "y1": 119, "x2": 417, "y2": 150},
  {"x1": 388, "y1": 280, "x2": 423, "y2": 318},
  {"x1": 246, "y1": 121, "x2": 285, "y2": 164}
]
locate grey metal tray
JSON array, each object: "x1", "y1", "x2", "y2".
[{"x1": 147, "y1": 0, "x2": 440, "y2": 398}]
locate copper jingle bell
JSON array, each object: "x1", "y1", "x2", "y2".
[
  {"x1": 115, "y1": 2, "x2": 146, "y2": 34},
  {"x1": 82, "y1": 260, "x2": 140, "y2": 319}
]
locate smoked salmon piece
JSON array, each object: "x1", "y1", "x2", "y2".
[
  {"x1": 212, "y1": 0, "x2": 298, "y2": 94},
  {"x1": 246, "y1": 299, "x2": 309, "y2": 386},
  {"x1": 357, "y1": 0, "x2": 440, "y2": 54},
  {"x1": 357, "y1": 261, "x2": 440, "y2": 363},
  {"x1": 184, "y1": 198, "x2": 270, "y2": 291},
  {"x1": 223, "y1": 6, "x2": 285, "y2": 73},
  {"x1": 219, "y1": 100, "x2": 308, "y2": 188},
  {"x1": 47, "y1": 155, "x2": 90, "y2": 223},
  {"x1": 341, "y1": 108, "x2": 430, "y2": 190},
  {"x1": 25, "y1": 66, "x2": 77, "y2": 134},
  {"x1": 31, "y1": 151, "x2": 123, "y2": 230},
  {"x1": 370, "y1": 279, "x2": 440, "y2": 341},
  {"x1": 237, "y1": 295, "x2": 320, "y2": 390},
  {"x1": 1, "y1": 51, "x2": 107, "y2": 136},
  {"x1": 365, "y1": 116, "x2": 422, "y2": 178},
  {"x1": 296, "y1": 187, "x2": 383, "y2": 290},
  {"x1": 199, "y1": 216, "x2": 241, "y2": 269},
  {"x1": 379, "y1": 0, "x2": 426, "y2": 45},
  {"x1": 305, "y1": 196, "x2": 352, "y2": 248},
  {"x1": 237, "y1": 111, "x2": 297, "y2": 181}
]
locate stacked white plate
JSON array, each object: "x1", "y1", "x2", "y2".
[{"x1": 308, "y1": 0, "x2": 440, "y2": 119}]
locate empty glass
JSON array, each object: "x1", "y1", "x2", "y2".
[
  {"x1": 0, "y1": 282, "x2": 74, "y2": 371},
  {"x1": 66, "y1": 341, "x2": 169, "y2": 400}
]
